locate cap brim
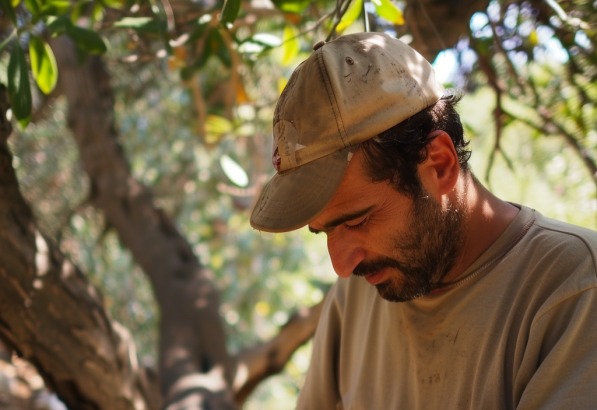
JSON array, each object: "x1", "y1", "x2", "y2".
[{"x1": 250, "y1": 145, "x2": 358, "y2": 233}]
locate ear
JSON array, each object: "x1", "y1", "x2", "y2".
[{"x1": 417, "y1": 131, "x2": 460, "y2": 196}]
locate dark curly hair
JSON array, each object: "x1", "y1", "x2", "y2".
[{"x1": 360, "y1": 91, "x2": 470, "y2": 198}]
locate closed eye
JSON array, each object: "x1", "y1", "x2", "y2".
[{"x1": 345, "y1": 216, "x2": 370, "y2": 231}]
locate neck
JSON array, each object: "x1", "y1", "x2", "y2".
[{"x1": 443, "y1": 172, "x2": 519, "y2": 283}]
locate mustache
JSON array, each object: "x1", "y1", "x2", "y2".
[{"x1": 353, "y1": 257, "x2": 403, "y2": 277}]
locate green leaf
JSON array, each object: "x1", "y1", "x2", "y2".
[
  {"x1": 336, "y1": 0, "x2": 362, "y2": 32},
  {"x1": 7, "y1": 42, "x2": 32, "y2": 128},
  {"x1": 187, "y1": 21, "x2": 209, "y2": 43},
  {"x1": 10, "y1": 0, "x2": 19, "y2": 7},
  {"x1": 206, "y1": 115, "x2": 233, "y2": 134},
  {"x1": 0, "y1": 0, "x2": 17, "y2": 24},
  {"x1": 281, "y1": 24, "x2": 299, "y2": 65},
  {"x1": 270, "y1": 0, "x2": 310, "y2": 14},
  {"x1": 180, "y1": 46, "x2": 212, "y2": 81},
  {"x1": 66, "y1": 25, "x2": 108, "y2": 54},
  {"x1": 91, "y1": 1, "x2": 104, "y2": 24},
  {"x1": 180, "y1": 66, "x2": 195, "y2": 81},
  {"x1": 219, "y1": 0, "x2": 241, "y2": 25},
  {"x1": 220, "y1": 154, "x2": 248, "y2": 187},
  {"x1": 101, "y1": 0, "x2": 124, "y2": 9},
  {"x1": 29, "y1": 35, "x2": 58, "y2": 95},
  {"x1": 113, "y1": 17, "x2": 166, "y2": 34},
  {"x1": 24, "y1": 0, "x2": 40, "y2": 16},
  {"x1": 46, "y1": 15, "x2": 73, "y2": 35},
  {"x1": 371, "y1": 0, "x2": 404, "y2": 25},
  {"x1": 208, "y1": 29, "x2": 231, "y2": 68},
  {"x1": 39, "y1": 0, "x2": 71, "y2": 16}
]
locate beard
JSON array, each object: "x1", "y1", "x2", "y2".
[{"x1": 352, "y1": 190, "x2": 465, "y2": 302}]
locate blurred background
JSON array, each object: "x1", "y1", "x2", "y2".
[{"x1": 0, "y1": 0, "x2": 596, "y2": 408}]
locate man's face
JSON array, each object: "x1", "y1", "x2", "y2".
[{"x1": 308, "y1": 149, "x2": 465, "y2": 302}]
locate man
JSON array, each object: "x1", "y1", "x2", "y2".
[{"x1": 250, "y1": 32, "x2": 597, "y2": 409}]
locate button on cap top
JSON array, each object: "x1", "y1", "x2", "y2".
[{"x1": 312, "y1": 40, "x2": 326, "y2": 50}]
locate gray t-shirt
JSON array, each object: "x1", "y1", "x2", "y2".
[{"x1": 297, "y1": 206, "x2": 597, "y2": 409}]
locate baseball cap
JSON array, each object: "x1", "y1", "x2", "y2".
[{"x1": 250, "y1": 32, "x2": 444, "y2": 233}]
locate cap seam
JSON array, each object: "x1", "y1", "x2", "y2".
[{"x1": 317, "y1": 48, "x2": 348, "y2": 147}]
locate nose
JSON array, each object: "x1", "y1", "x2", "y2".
[{"x1": 327, "y1": 233, "x2": 366, "y2": 278}]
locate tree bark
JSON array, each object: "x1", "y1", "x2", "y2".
[
  {"x1": 50, "y1": 37, "x2": 238, "y2": 409},
  {"x1": 0, "y1": 85, "x2": 158, "y2": 410}
]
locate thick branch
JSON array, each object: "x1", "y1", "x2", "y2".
[
  {"x1": 50, "y1": 37, "x2": 237, "y2": 409},
  {"x1": 232, "y1": 300, "x2": 324, "y2": 406},
  {"x1": 0, "y1": 85, "x2": 157, "y2": 410}
]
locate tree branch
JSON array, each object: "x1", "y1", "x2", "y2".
[
  {"x1": 232, "y1": 300, "x2": 324, "y2": 406},
  {"x1": 0, "y1": 85, "x2": 158, "y2": 410},
  {"x1": 49, "y1": 36, "x2": 237, "y2": 410}
]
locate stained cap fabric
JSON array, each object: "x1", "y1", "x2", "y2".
[{"x1": 250, "y1": 32, "x2": 444, "y2": 233}]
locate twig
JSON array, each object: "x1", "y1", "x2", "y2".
[
  {"x1": 326, "y1": 0, "x2": 353, "y2": 42},
  {"x1": 159, "y1": 0, "x2": 176, "y2": 33},
  {"x1": 471, "y1": 38, "x2": 509, "y2": 186},
  {"x1": 232, "y1": 300, "x2": 325, "y2": 406},
  {"x1": 488, "y1": 20, "x2": 526, "y2": 97},
  {"x1": 502, "y1": 106, "x2": 597, "y2": 185}
]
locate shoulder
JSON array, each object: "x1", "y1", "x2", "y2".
[
  {"x1": 521, "y1": 208, "x2": 597, "y2": 274},
  {"x1": 517, "y1": 208, "x2": 597, "y2": 318}
]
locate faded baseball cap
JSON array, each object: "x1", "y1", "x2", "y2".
[{"x1": 250, "y1": 32, "x2": 444, "y2": 233}]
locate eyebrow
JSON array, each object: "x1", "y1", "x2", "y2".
[{"x1": 308, "y1": 206, "x2": 374, "y2": 234}]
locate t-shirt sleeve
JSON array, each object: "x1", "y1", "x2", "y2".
[
  {"x1": 515, "y1": 286, "x2": 597, "y2": 410},
  {"x1": 296, "y1": 280, "x2": 343, "y2": 410}
]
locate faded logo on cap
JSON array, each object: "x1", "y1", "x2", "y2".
[
  {"x1": 272, "y1": 120, "x2": 305, "y2": 172},
  {"x1": 272, "y1": 147, "x2": 281, "y2": 172}
]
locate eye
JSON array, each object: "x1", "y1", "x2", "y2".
[{"x1": 345, "y1": 216, "x2": 370, "y2": 231}]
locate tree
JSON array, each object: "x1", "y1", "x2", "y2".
[{"x1": 0, "y1": 0, "x2": 596, "y2": 409}]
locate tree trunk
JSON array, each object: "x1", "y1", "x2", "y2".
[
  {"x1": 0, "y1": 85, "x2": 158, "y2": 409},
  {"x1": 50, "y1": 37, "x2": 238, "y2": 409}
]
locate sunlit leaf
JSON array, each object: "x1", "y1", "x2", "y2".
[
  {"x1": 255, "y1": 301, "x2": 270, "y2": 316},
  {"x1": 371, "y1": 0, "x2": 404, "y2": 25},
  {"x1": 66, "y1": 25, "x2": 108, "y2": 54},
  {"x1": 24, "y1": 0, "x2": 41, "y2": 16},
  {"x1": 220, "y1": 0, "x2": 241, "y2": 25},
  {"x1": 336, "y1": 0, "x2": 362, "y2": 32},
  {"x1": 29, "y1": 35, "x2": 58, "y2": 95},
  {"x1": 271, "y1": 0, "x2": 310, "y2": 14},
  {"x1": 0, "y1": 0, "x2": 17, "y2": 24},
  {"x1": 10, "y1": 0, "x2": 19, "y2": 7},
  {"x1": 91, "y1": 1, "x2": 104, "y2": 24},
  {"x1": 206, "y1": 115, "x2": 233, "y2": 135},
  {"x1": 39, "y1": 0, "x2": 71, "y2": 16},
  {"x1": 113, "y1": 17, "x2": 166, "y2": 34},
  {"x1": 529, "y1": 30, "x2": 538, "y2": 46},
  {"x1": 101, "y1": 0, "x2": 124, "y2": 9},
  {"x1": 282, "y1": 24, "x2": 299, "y2": 66},
  {"x1": 220, "y1": 154, "x2": 249, "y2": 187},
  {"x1": 7, "y1": 42, "x2": 32, "y2": 128},
  {"x1": 46, "y1": 15, "x2": 73, "y2": 36},
  {"x1": 278, "y1": 77, "x2": 288, "y2": 95}
]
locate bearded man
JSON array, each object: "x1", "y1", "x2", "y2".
[{"x1": 250, "y1": 32, "x2": 597, "y2": 409}]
